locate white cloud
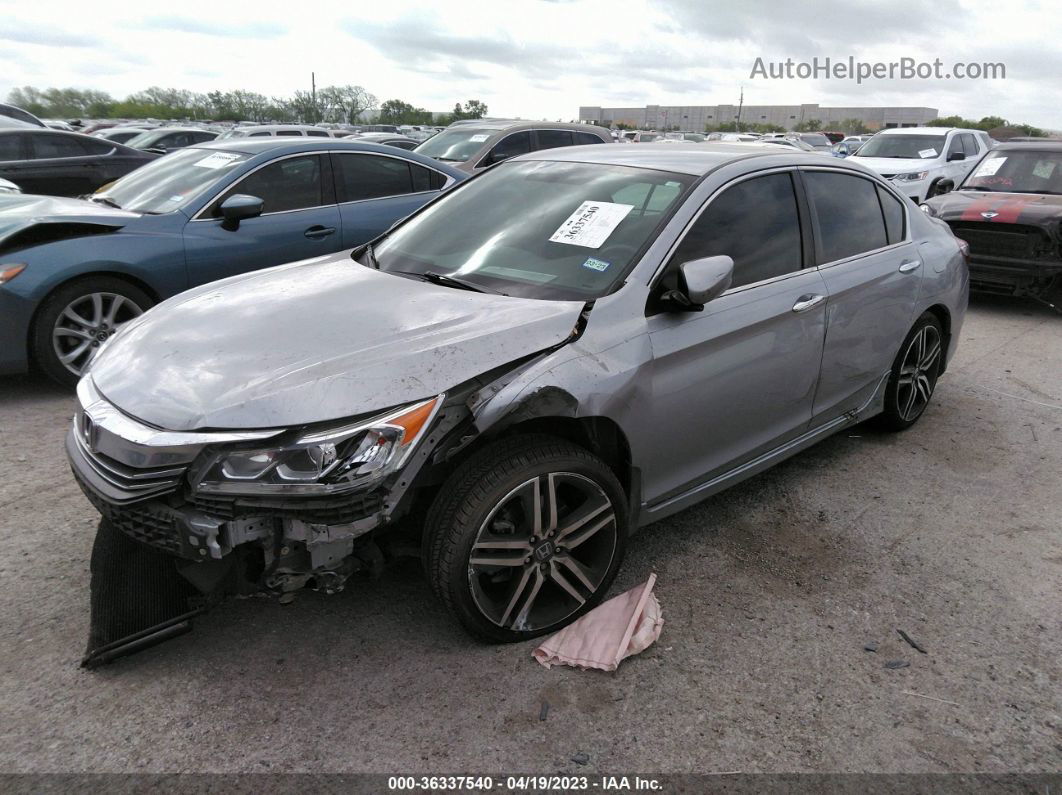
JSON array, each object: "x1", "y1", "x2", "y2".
[{"x1": 0, "y1": 0, "x2": 1058, "y2": 129}]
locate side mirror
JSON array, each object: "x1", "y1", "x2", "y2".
[
  {"x1": 219, "y1": 194, "x2": 264, "y2": 230},
  {"x1": 146, "y1": 146, "x2": 167, "y2": 155},
  {"x1": 487, "y1": 150, "x2": 514, "y2": 165},
  {"x1": 661, "y1": 255, "x2": 734, "y2": 311},
  {"x1": 947, "y1": 151, "x2": 965, "y2": 162},
  {"x1": 935, "y1": 178, "x2": 955, "y2": 195}
]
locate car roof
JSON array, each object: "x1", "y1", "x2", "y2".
[
  {"x1": 991, "y1": 141, "x2": 1062, "y2": 152},
  {"x1": 447, "y1": 119, "x2": 607, "y2": 134},
  {"x1": 140, "y1": 126, "x2": 214, "y2": 134},
  {"x1": 875, "y1": 127, "x2": 983, "y2": 136},
  {"x1": 511, "y1": 142, "x2": 827, "y2": 176}
]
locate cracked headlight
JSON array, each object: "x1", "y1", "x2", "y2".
[{"x1": 194, "y1": 396, "x2": 441, "y2": 496}]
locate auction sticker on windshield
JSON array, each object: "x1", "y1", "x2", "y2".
[
  {"x1": 469, "y1": 134, "x2": 490, "y2": 142},
  {"x1": 973, "y1": 157, "x2": 1007, "y2": 177},
  {"x1": 193, "y1": 152, "x2": 242, "y2": 169},
  {"x1": 550, "y1": 201, "x2": 633, "y2": 248},
  {"x1": 918, "y1": 148, "x2": 938, "y2": 159}
]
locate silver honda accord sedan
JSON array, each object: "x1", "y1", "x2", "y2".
[{"x1": 68, "y1": 143, "x2": 968, "y2": 648}]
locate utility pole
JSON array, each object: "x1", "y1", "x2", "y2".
[
  {"x1": 736, "y1": 85, "x2": 744, "y2": 131},
  {"x1": 311, "y1": 72, "x2": 316, "y2": 124}
]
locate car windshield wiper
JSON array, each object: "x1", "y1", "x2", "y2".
[
  {"x1": 89, "y1": 195, "x2": 123, "y2": 210},
  {"x1": 422, "y1": 270, "x2": 492, "y2": 293}
]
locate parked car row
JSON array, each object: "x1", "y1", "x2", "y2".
[{"x1": 55, "y1": 140, "x2": 969, "y2": 656}]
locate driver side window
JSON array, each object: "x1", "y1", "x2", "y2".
[
  {"x1": 484, "y1": 131, "x2": 531, "y2": 166},
  {"x1": 209, "y1": 155, "x2": 324, "y2": 217},
  {"x1": 664, "y1": 172, "x2": 804, "y2": 292}
]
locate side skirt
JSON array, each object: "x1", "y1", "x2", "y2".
[{"x1": 638, "y1": 370, "x2": 890, "y2": 526}]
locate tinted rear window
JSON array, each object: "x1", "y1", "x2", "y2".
[{"x1": 805, "y1": 172, "x2": 888, "y2": 262}]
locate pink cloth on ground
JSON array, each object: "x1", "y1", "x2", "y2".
[{"x1": 532, "y1": 574, "x2": 663, "y2": 671}]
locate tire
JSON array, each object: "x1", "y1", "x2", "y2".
[
  {"x1": 874, "y1": 312, "x2": 944, "y2": 432},
  {"x1": 32, "y1": 276, "x2": 153, "y2": 387},
  {"x1": 925, "y1": 179, "x2": 942, "y2": 200},
  {"x1": 424, "y1": 434, "x2": 629, "y2": 643}
]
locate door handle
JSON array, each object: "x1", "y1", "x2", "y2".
[
  {"x1": 792, "y1": 294, "x2": 826, "y2": 313},
  {"x1": 304, "y1": 226, "x2": 337, "y2": 240},
  {"x1": 898, "y1": 259, "x2": 921, "y2": 273}
]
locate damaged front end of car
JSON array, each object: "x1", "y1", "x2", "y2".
[{"x1": 69, "y1": 376, "x2": 477, "y2": 667}]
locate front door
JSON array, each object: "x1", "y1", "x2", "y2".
[
  {"x1": 183, "y1": 153, "x2": 342, "y2": 287},
  {"x1": 644, "y1": 171, "x2": 828, "y2": 505}
]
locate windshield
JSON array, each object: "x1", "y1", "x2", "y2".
[
  {"x1": 855, "y1": 134, "x2": 945, "y2": 159},
  {"x1": 414, "y1": 128, "x2": 494, "y2": 162},
  {"x1": 799, "y1": 133, "x2": 830, "y2": 148},
  {"x1": 95, "y1": 147, "x2": 250, "y2": 214},
  {"x1": 962, "y1": 150, "x2": 1062, "y2": 194},
  {"x1": 372, "y1": 160, "x2": 695, "y2": 300}
]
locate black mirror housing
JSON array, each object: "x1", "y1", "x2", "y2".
[{"x1": 219, "y1": 194, "x2": 264, "y2": 229}]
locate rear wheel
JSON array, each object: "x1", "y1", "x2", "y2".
[
  {"x1": 875, "y1": 312, "x2": 944, "y2": 431},
  {"x1": 32, "y1": 276, "x2": 152, "y2": 387},
  {"x1": 424, "y1": 435, "x2": 628, "y2": 642}
]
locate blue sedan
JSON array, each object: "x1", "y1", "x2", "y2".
[{"x1": 0, "y1": 138, "x2": 465, "y2": 385}]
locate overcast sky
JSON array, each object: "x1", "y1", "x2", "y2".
[{"x1": 1, "y1": 0, "x2": 1059, "y2": 128}]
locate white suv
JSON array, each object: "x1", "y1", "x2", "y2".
[{"x1": 850, "y1": 127, "x2": 994, "y2": 202}]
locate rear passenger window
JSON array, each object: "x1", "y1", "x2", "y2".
[
  {"x1": 276, "y1": 130, "x2": 302, "y2": 137},
  {"x1": 876, "y1": 185, "x2": 905, "y2": 244},
  {"x1": 804, "y1": 172, "x2": 888, "y2": 262},
  {"x1": 334, "y1": 153, "x2": 417, "y2": 201},
  {"x1": 669, "y1": 172, "x2": 804, "y2": 289},
  {"x1": 574, "y1": 132, "x2": 605, "y2": 146},
  {"x1": 536, "y1": 129, "x2": 573, "y2": 150},
  {"x1": 306, "y1": 130, "x2": 329, "y2": 137}
]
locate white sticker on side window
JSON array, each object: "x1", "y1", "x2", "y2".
[
  {"x1": 973, "y1": 157, "x2": 1006, "y2": 177},
  {"x1": 549, "y1": 201, "x2": 634, "y2": 249},
  {"x1": 918, "y1": 148, "x2": 938, "y2": 159},
  {"x1": 468, "y1": 134, "x2": 490, "y2": 143},
  {"x1": 193, "y1": 152, "x2": 242, "y2": 169}
]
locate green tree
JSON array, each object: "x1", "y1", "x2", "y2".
[
  {"x1": 318, "y1": 85, "x2": 378, "y2": 124},
  {"x1": 377, "y1": 99, "x2": 433, "y2": 125},
  {"x1": 838, "y1": 118, "x2": 870, "y2": 134},
  {"x1": 792, "y1": 117, "x2": 823, "y2": 132}
]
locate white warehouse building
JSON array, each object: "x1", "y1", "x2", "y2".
[{"x1": 578, "y1": 103, "x2": 938, "y2": 131}]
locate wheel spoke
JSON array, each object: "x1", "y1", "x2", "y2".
[
  {"x1": 554, "y1": 553, "x2": 596, "y2": 591},
  {"x1": 555, "y1": 495, "x2": 611, "y2": 545},
  {"x1": 559, "y1": 512, "x2": 614, "y2": 550},
  {"x1": 919, "y1": 339, "x2": 941, "y2": 371},
  {"x1": 548, "y1": 561, "x2": 586, "y2": 605},
  {"x1": 901, "y1": 382, "x2": 918, "y2": 419},
  {"x1": 89, "y1": 293, "x2": 104, "y2": 326},
  {"x1": 59, "y1": 340, "x2": 91, "y2": 365},
  {"x1": 508, "y1": 568, "x2": 546, "y2": 630},
  {"x1": 470, "y1": 538, "x2": 532, "y2": 569},
  {"x1": 916, "y1": 374, "x2": 933, "y2": 402},
  {"x1": 53, "y1": 326, "x2": 92, "y2": 342},
  {"x1": 62, "y1": 306, "x2": 93, "y2": 328},
  {"x1": 103, "y1": 295, "x2": 126, "y2": 326}
]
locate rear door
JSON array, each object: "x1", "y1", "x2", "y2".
[
  {"x1": 644, "y1": 170, "x2": 829, "y2": 504},
  {"x1": 803, "y1": 169, "x2": 922, "y2": 422},
  {"x1": 182, "y1": 153, "x2": 342, "y2": 286},
  {"x1": 0, "y1": 133, "x2": 32, "y2": 187},
  {"x1": 330, "y1": 151, "x2": 450, "y2": 248}
]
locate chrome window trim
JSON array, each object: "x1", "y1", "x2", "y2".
[
  {"x1": 648, "y1": 165, "x2": 807, "y2": 294},
  {"x1": 797, "y1": 165, "x2": 913, "y2": 268},
  {"x1": 190, "y1": 149, "x2": 453, "y2": 221}
]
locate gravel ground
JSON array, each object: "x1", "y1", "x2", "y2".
[{"x1": 0, "y1": 294, "x2": 1059, "y2": 775}]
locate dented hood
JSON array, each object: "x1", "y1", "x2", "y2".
[
  {"x1": 0, "y1": 193, "x2": 139, "y2": 250},
  {"x1": 89, "y1": 253, "x2": 584, "y2": 431}
]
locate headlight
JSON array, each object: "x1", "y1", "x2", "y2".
[
  {"x1": 919, "y1": 203, "x2": 936, "y2": 216},
  {"x1": 194, "y1": 396, "x2": 442, "y2": 496},
  {"x1": 893, "y1": 172, "x2": 928, "y2": 182}
]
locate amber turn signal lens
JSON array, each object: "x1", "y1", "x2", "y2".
[
  {"x1": 391, "y1": 397, "x2": 439, "y2": 444},
  {"x1": 0, "y1": 264, "x2": 26, "y2": 284}
]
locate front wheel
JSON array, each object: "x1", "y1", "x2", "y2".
[
  {"x1": 424, "y1": 435, "x2": 628, "y2": 642},
  {"x1": 874, "y1": 312, "x2": 944, "y2": 431},
  {"x1": 32, "y1": 276, "x2": 153, "y2": 387}
]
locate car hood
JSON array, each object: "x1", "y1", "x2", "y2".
[
  {"x1": 0, "y1": 193, "x2": 139, "y2": 251},
  {"x1": 848, "y1": 156, "x2": 939, "y2": 175},
  {"x1": 925, "y1": 190, "x2": 1062, "y2": 228},
  {"x1": 89, "y1": 254, "x2": 586, "y2": 431}
]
